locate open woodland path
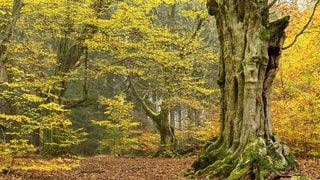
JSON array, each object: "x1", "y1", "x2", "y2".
[{"x1": 0, "y1": 156, "x2": 319, "y2": 179}]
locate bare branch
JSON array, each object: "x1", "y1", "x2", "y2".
[{"x1": 283, "y1": 0, "x2": 320, "y2": 50}]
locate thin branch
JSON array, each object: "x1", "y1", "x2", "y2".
[
  {"x1": 283, "y1": 0, "x2": 320, "y2": 50},
  {"x1": 180, "y1": 17, "x2": 206, "y2": 58}
]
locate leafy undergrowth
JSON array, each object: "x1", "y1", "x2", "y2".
[{"x1": 0, "y1": 156, "x2": 319, "y2": 179}]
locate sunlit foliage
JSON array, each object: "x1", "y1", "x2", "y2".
[
  {"x1": 273, "y1": 2, "x2": 320, "y2": 157},
  {"x1": 92, "y1": 94, "x2": 140, "y2": 156},
  {"x1": 1, "y1": 0, "x2": 217, "y2": 162}
]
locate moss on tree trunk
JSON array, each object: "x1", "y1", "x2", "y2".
[
  {"x1": 192, "y1": 136, "x2": 297, "y2": 179},
  {"x1": 153, "y1": 108, "x2": 177, "y2": 158},
  {"x1": 129, "y1": 80, "x2": 177, "y2": 157},
  {"x1": 190, "y1": 0, "x2": 297, "y2": 179}
]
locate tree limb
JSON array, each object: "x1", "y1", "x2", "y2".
[
  {"x1": 128, "y1": 77, "x2": 158, "y2": 119},
  {"x1": 283, "y1": 0, "x2": 320, "y2": 50}
]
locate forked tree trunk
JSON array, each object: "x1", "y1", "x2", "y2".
[
  {"x1": 191, "y1": 0, "x2": 297, "y2": 179},
  {"x1": 129, "y1": 80, "x2": 177, "y2": 157},
  {"x1": 55, "y1": 35, "x2": 85, "y2": 105}
]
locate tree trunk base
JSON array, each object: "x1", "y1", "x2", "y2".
[{"x1": 190, "y1": 136, "x2": 297, "y2": 179}]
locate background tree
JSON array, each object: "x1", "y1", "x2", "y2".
[
  {"x1": 0, "y1": 0, "x2": 90, "y2": 158},
  {"x1": 0, "y1": 0, "x2": 23, "y2": 83},
  {"x1": 88, "y1": 0, "x2": 218, "y2": 157},
  {"x1": 1, "y1": 0, "x2": 219, "y2": 158},
  {"x1": 191, "y1": 0, "x2": 298, "y2": 179}
]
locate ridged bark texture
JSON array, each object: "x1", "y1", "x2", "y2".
[{"x1": 191, "y1": 0, "x2": 297, "y2": 179}]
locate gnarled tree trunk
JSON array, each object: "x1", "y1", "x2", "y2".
[
  {"x1": 191, "y1": 0, "x2": 297, "y2": 179},
  {"x1": 129, "y1": 79, "x2": 177, "y2": 157},
  {"x1": 152, "y1": 107, "x2": 177, "y2": 157}
]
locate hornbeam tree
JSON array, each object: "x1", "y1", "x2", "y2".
[{"x1": 191, "y1": 0, "x2": 297, "y2": 179}]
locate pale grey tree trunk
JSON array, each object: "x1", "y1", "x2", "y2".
[{"x1": 191, "y1": 0, "x2": 297, "y2": 179}]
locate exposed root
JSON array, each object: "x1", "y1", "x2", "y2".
[{"x1": 190, "y1": 137, "x2": 298, "y2": 179}]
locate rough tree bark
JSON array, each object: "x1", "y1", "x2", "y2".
[{"x1": 190, "y1": 0, "x2": 297, "y2": 179}]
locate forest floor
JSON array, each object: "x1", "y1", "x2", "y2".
[{"x1": 0, "y1": 155, "x2": 319, "y2": 180}]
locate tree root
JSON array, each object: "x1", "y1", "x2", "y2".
[{"x1": 191, "y1": 137, "x2": 298, "y2": 179}]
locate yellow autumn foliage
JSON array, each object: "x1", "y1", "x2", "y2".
[{"x1": 272, "y1": 3, "x2": 320, "y2": 157}]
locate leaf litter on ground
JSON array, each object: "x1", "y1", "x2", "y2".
[{"x1": 0, "y1": 156, "x2": 319, "y2": 179}]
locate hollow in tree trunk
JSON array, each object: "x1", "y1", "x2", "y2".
[{"x1": 191, "y1": 0, "x2": 297, "y2": 179}]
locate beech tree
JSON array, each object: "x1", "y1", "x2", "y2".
[
  {"x1": 89, "y1": 0, "x2": 216, "y2": 157},
  {"x1": 0, "y1": 0, "x2": 89, "y2": 157},
  {"x1": 191, "y1": 0, "x2": 298, "y2": 179}
]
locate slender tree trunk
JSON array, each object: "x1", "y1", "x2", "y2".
[
  {"x1": 170, "y1": 109, "x2": 175, "y2": 127},
  {"x1": 188, "y1": 108, "x2": 201, "y2": 126},
  {"x1": 0, "y1": 0, "x2": 23, "y2": 139},
  {"x1": 53, "y1": 1, "x2": 102, "y2": 105},
  {"x1": 0, "y1": 0, "x2": 24, "y2": 82},
  {"x1": 178, "y1": 106, "x2": 182, "y2": 129},
  {"x1": 191, "y1": 0, "x2": 297, "y2": 179}
]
